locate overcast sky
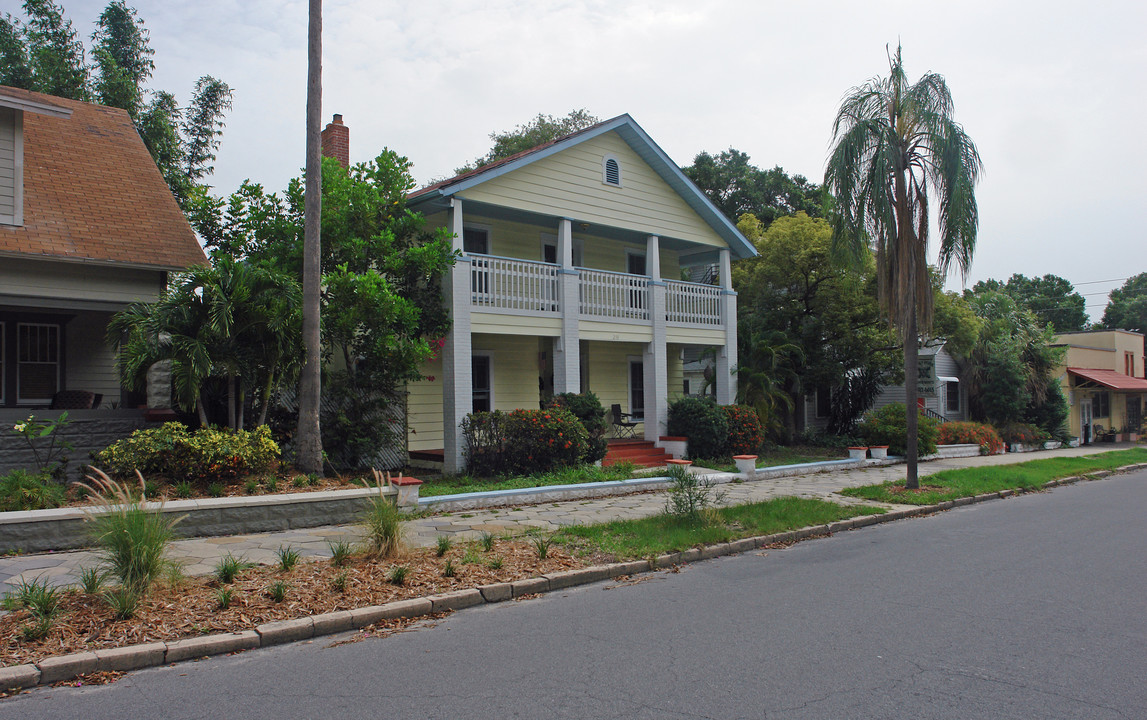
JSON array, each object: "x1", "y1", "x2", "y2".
[{"x1": 62, "y1": 0, "x2": 1147, "y2": 319}]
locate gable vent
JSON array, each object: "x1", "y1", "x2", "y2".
[{"x1": 603, "y1": 156, "x2": 621, "y2": 187}]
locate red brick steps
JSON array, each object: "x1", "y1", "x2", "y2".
[{"x1": 603, "y1": 440, "x2": 673, "y2": 469}]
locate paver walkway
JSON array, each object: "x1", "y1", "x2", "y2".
[{"x1": 0, "y1": 444, "x2": 1133, "y2": 593}]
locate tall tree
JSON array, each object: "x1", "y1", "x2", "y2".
[
  {"x1": 455, "y1": 109, "x2": 600, "y2": 175},
  {"x1": 0, "y1": 16, "x2": 34, "y2": 88},
  {"x1": 683, "y1": 149, "x2": 825, "y2": 227},
  {"x1": 1099, "y1": 272, "x2": 1147, "y2": 334},
  {"x1": 295, "y1": 0, "x2": 323, "y2": 474},
  {"x1": 20, "y1": 0, "x2": 89, "y2": 100},
  {"x1": 969, "y1": 273, "x2": 1087, "y2": 332},
  {"x1": 90, "y1": 0, "x2": 152, "y2": 119},
  {"x1": 824, "y1": 46, "x2": 982, "y2": 488}
]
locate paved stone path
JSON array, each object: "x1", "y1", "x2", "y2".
[{"x1": 0, "y1": 444, "x2": 1132, "y2": 593}]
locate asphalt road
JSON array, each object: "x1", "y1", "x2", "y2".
[{"x1": 4, "y1": 470, "x2": 1146, "y2": 719}]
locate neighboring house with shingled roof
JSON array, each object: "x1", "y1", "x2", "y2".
[{"x1": 0, "y1": 85, "x2": 206, "y2": 414}]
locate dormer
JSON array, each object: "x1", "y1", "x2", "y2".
[{"x1": 0, "y1": 88, "x2": 72, "y2": 227}]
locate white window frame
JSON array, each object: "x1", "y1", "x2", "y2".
[
  {"x1": 602, "y1": 154, "x2": 622, "y2": 187},
  {"x1": 462, "y1": 223, "x2": 490, "y2": 255},
  {"x1": 0, "y1": 108, "x2": 24, "y2": 226},
  {"x1": 16, "y1": 322, "x2": 60, "y2": 404},
  {"x1": 471, "y1": 351, "x2": 494, "y2": 413},
  {"x1": 945, "y1": 381, "x2": 960, "y2": 413}
]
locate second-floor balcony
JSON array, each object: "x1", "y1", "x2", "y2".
[{"x1": 467, "y1": 254, "x2": 724, "y2": 327}]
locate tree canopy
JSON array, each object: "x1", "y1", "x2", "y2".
[
  {"x1": 1, "y1": 1, "x2": 232, "y2": 208},
  {"x1": 1099, "y1": 272, "x2": 1147, "y2": 334},
  {"x1": 969, "y1": 273, "x2": 1087, "y2": 332},
  {"x1": 823, "y1": 45, "x2": 982, "y2": 487},
  {"x1": 683, "y1": 149, "x2": 825, "y2": 228},
  {"x1": 454, "y1": 109, "x2": 600, "y2": 175}
]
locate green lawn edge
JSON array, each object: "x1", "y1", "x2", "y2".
[
  {"x1": 839, "y1": 448, "x2": 1147, "y2": 506},
  {"x1": 556, "y1": 496, "x2": 885, "y2": 560}
]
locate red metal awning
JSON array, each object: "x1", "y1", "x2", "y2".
[{"x1": 1067, "y1": 367, "x2": 1147, "y2": 391}]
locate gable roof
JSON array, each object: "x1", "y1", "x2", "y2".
[
  {"x1": 409, "y1": 114, "x2": 756, "y2": 260},
  {"x1": 0, "y1": 85, "x2": 206, "y2": 271}
]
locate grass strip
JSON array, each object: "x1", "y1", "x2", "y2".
[
  {"x1": 557, "y1": 496, "x2": 884, "y2": 560},
  {"x1": 840, "y1": 448, "x2": 1147, "y2": 506},
  {"x1": 691, "y1": 447, "x2": 847, "y2": 474},
  {"x1": 418, "y1": 463, "x2": 638, "y2": 498}
]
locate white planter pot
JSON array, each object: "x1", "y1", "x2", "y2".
[
  {"x1": 848, "y1": 447, "x2": 868, "y2": 460},
  {"x1": 733, "y1": 455, "x2": 758, "y2": 475}
]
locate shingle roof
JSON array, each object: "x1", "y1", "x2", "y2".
[{"x1": 0, "y1": 85, "x2": 207, "y2": 271}]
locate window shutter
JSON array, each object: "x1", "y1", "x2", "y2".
[{"x1": 604, "y1": 158, "x2": 620, "y2": 186}]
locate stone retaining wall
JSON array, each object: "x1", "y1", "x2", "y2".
[{"x1": 0, "y1": 411, "x2": 147, "y2": 480}]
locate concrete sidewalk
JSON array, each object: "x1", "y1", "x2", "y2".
[{"x1": 0, "y1": 443, "x2": 1134, "y2": 593}]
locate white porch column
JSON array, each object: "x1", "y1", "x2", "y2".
[
  {"x1": 442, "y1": 199, "x2": 472, "y2": 474},
  {"x1": 552, "y1": 218, "x2": 580, "y2": 394},
  {"x1": 715, "y1": 248, "x2": 738, "y2": 406},
  {"x1": 644, "y1": 234, "x2": 668, "y2": 441}
]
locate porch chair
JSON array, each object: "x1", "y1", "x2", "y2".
[
  {"x1": 49, "y1": 390, "x2": 97, "y2": 410},
  {"x1": 610, "y1": 404, "x2": 639, "y2": 439}
]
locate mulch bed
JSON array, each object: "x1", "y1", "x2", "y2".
[{"x1": 1, "y1": 539, "x2": 584, "y2": 668}]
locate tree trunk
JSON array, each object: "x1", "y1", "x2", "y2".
[
  {"x1": 227, "y1": 372, "x2": 237, "y2": 430},
  {"x1": 904, "y1": 308, "x2": 919, "y2": 489},
  {"x1": 196, "y1": 397, "x2": 209, "y2": 428},
  {"x1": 257, "y1": 370, "x2": 275, "y2": 427},
  {"x1": 295, "y1": 0, "x2": 324, "y2": 473}
]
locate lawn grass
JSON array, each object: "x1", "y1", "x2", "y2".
[
  {"x1": 557, "y1": 496, "x2": 884, "y2": 560},
  {"x1": 691, "y1": 445, "x2": 848, "y2": 474},
  {"x1": 840, "y1": 448, "x2": 1147, "y2": 506},
  {"x1": 418, "y1": 462, "x2": 639, "y2": 498}
]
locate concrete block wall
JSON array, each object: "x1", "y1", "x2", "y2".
[{"x1": 0, "y1": 412, "x2": 147, "y2": 480}]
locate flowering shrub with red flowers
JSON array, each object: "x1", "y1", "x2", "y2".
[
  {"x1": 723, "y1": 405, "x2": 765, "y2": 456},
  {"x1": 502, "y1": 408, "x2": 589, "y2": 476},
  {"x1": 997, "y1": 422, "x2": 1051, "y2": 447},
  {"x1": 937, "y1": 421, "x2": 1004, "y2": 455}
]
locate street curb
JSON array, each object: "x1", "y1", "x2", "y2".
[{"x1": 5, "y1": 460, "x2": 1144, "y2": 692}]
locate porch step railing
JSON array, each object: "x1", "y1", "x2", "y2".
[
  {"x1": 469, "y1": 254, "x2": 560, "y2": 314},
  {"x1": 921, "y1": 407, "x2": 949, "y2": 424},
  {"x1": 666, "y1": 280, "x2": 723, "y2": 326},
  {"x1": 578, "y1": 268, "x2": 649, "y2": 321}
]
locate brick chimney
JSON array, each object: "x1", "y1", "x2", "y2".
[{"x1": 321, "y1": 113, "x2": 349, "y2": 167}]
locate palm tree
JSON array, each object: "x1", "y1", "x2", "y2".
[
  {"x1": 295, "y1": 0, "x2": 323, "y2": 473},
  {"x1": 735, "y1": 329, "x2": 803, "y2": 438},
  {"x1": 824, "y1": 46, "x2": 982, "y2": 488}
]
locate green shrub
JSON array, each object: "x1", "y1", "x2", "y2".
[
  {"x1": 461, "y1": 410, "x2": 508, "y2": 476},
  {"x1": 548, "y1": 392, "x2": 608, "y2": 463},
  {"x1": 857, "y1": 403, "x2": 939, "y2": 457},
  {"x1": 723, "y1": 405, "x2": 764, "y2": 456},
  {"x1": 937, "y1": 421, "x2": 1004, "y2": 455},
  {"x1": 663, "y1": 463, "x2": 725, "y2": 522},
  {"x1": 998, "y1": 422, "x2": 1051, "y2": 446},
  {"x1": 0, "y1": 469, "x2": 65, "y2": 511},
  {"x1": 667, "y1": 397, "x2": 729, "y2": 460},
  {"x1": 93, "y1": 423, "x2": 280, "y2": 483},
  {"x1": 502, "y1": 407, "x2": 589, "y2": 475}
]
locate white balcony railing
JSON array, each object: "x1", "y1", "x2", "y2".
[
  {"x1": 469, "y1": 254, "x2": 560, "y2": 314},
  {"x1": 666, "y1": 280, "x2": 723, "y2": 326},
  {"x1": 578, "y1": 268, "x2": 649, "y2": 321}
]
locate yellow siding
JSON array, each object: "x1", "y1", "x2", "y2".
[
  {"x1": 473, "y1": 334, "x2": 542, "y2": 413},
  {"x1": 667, "y1": 327, "x2": 725, "y2": 345},
  {"x1": 579, "y1": 323, "x2": 653, "y2": 343},
  {"x1": 585, "y1": 341, "x2": 644, "y2": 434},
  {"x1": 667, "y1": 345, "x2": 685, "y2": 402},
  {"x1": 458, "y1": 131, "x2": 727, "y2": 248},
  {"x1": 0, "y1": 258, "x2": 164, "y2": 305},
  {"x1": 406, "y1": 353, "x2": 444, "y2": 452},
  {"x1": 472, "y1": 313, "x2": 561, "y2": 336}
]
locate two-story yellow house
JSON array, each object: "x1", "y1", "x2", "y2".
[
  {"x1": 402, "y1": 115, "x2": 756, "y2": 473},
  {"x1": 1054, "y1": 330, "x2": 1147, "y2": 443}
]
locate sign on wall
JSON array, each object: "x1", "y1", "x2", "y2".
[{"x1": 917, "y1": 355, "x2": 938, "y2": 396}]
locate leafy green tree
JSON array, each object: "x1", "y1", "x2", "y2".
[
  {"x1": 2, "y1": 2, "x2": 231, "y2": 210},
  {"x1": 1100, "y1": 272, "x2": 1147, "y2": 334},
  {"x1": 824, "y1": 46, "x2": 982, "y2": 488},
  {"x1": 683, "y1": 149, "x2": 825, "y2": 227},
  {"x1": 733, "y1": 212, "x2": 899, "y2": 438},
  {"x1": 455, "y1": 109, "x2": 600, "y2": 175},
  {"x1": 110, "y1": 259, "x2": 302, "y2": 429},
  {"x1": 20, "y1": 0, "x2": 89, "y2": 100},
  {"x1": 970, "y1": 273, "x2": 1086, "y2": 332},
  {"x1": 735, "y1": 328, "x2": 803, "y2": 438}
]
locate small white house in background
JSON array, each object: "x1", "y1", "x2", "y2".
[
  {"x1": 801, "y1": 343, "x2": 967, "y2": 433},
  {"x1": 401, "y1": 114, "x2": 756, "y2": 474}
]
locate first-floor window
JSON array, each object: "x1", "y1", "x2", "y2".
[
  {"x1": 629, "y1": 360, "x2": 645, "y2": 420},
  {"x1": 472, "y1": 354, "x2": 492, "y2": 413},
  {"x1": 1094, "y1": 391, "x2": 1110, "y2": 418},
  {"x1": 18, "y1": 323, "x2": 60, "y2": 403},
  {"x1": 945, "y1": 381, "x2": 960, "y2": 413}
]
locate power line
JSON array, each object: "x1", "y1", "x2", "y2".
[{"x1": 1074, "y1": 277, "x2": 1129, "y2": 286}]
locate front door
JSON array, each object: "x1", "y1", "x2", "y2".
[{"x1": 1080, "y1": 398, "x2": 1093, "y2": 445}]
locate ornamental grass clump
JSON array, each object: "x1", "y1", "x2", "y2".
[
  {"x1": 361, "y1": 478, "x2": 402, "y2": 559},
  {"x1": 82, "y1": 468, "x2": 182, "y2": 594}
]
